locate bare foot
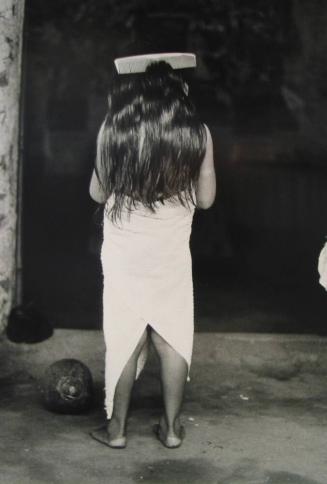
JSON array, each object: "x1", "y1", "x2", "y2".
[
  {"x1": 90, "y1": 418, "x2": 126, "y2": 449},
  {"x1": 153, "y1": 416, "x2": 185, "y2": 449}
]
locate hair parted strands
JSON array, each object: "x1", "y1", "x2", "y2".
[{"x1": 96, "y1": 61, "x2": 207, "y2": 222}]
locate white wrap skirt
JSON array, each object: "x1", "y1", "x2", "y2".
[{"x1": 101, "y1": 195, "x2": 195, "y2": 419}]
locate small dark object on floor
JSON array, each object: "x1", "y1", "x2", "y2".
[
  {"x1": 6, "y1": 303, "x2": 53, "y2": 344},
  {"x1": 41, "y1": 359, "x2": 94, "y2": 414}
]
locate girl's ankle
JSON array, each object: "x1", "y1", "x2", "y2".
[
  {"x1": 107, "y1": 416, "x2": 126, "y2": 436},
  {"x1": 160, "y1": 415, "x2": 181, "y2": 436}
]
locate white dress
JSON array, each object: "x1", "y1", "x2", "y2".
[{"x1": 101, "y1": 194, "x2": 195, "y2": 419}]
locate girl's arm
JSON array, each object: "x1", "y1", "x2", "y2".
[
  {"x1": 195, "y1": 124, "x2": 216, "y2": 209},
  {"x1": 89, "y1": 168, "x2": 107, "y2": 204}
]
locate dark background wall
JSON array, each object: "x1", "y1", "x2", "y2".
[{"x1": 22, "y1": 0, "x2": 327, "y2": 332}]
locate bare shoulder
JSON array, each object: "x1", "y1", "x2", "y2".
[
  {"x1": 204, "y1": 123, "x2": 213, "y2": 144},
  {"x1": 89, "y1": 168, "x2": 107, "y2": 204},
  {"x1": 195, "y1": 123, "x2": 216, "y2": 209},
  {"x1": 201, "y1": 124, "x2": 214, "y2": 174}
]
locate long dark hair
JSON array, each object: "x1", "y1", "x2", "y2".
[{"x1": 96, "y1": 61, "x2": 206, "y2": 221}]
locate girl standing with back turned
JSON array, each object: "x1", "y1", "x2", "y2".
[{"x1": 89, "y1": 53, "x2": 216, "y2": 449}]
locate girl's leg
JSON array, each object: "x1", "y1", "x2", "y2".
[
  {"x1": 150, "y1": 328, "x2": 188, "y2": 446},
  {"x1": 107, "y1": 329, "x2": 148, "y2": 442}
]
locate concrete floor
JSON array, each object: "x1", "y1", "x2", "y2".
[{"x1": 1, "y1": 330, "x2": 327, "y2": 484}]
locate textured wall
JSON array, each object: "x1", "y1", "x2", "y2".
[
  {"x1": 284, "y1": 0, "x2": 327, "y2": 154},
  {"x1": 0, "y1": 0, "x2": 25, "y2": 332}
]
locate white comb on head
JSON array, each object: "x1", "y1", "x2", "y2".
[{"x1": 114, "y1": 53, "x2": 196, "y2": 74}]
